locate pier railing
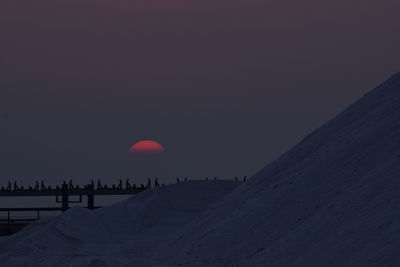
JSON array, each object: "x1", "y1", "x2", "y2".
[{"x1": 0, "y1": 177, "x2": 247, "y2": 236}]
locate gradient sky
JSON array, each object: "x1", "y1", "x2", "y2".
[{"x1": 1, "y1": 0, "x2": 399, "y2": 186}]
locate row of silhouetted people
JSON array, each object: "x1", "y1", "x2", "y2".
[
  {"x1": 1, "y1": 176, "x2": 247, "y2": 192},
  {"x1": 1, "y1": 178, "x2": 162, "y2": 192},
  {"x1": 94, "y1": 178, "x2": 161, "y2": 190}
]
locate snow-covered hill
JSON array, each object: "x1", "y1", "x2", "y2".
[
  {"x1": 156, "y1": 73, "x2": 400, "y2": 266},
  {"x1": 0, "y1": 180, "x2": 240, "y2": 266}
]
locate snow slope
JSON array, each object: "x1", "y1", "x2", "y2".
[
  {"x1": 156, "y1": 73, "x2": 400, "y2": 266},
  {"x1": 0, "y1": 180, "x2": 240, "y2": 266}
]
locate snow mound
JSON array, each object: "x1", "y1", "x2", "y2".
[
  {"x1": 156, "y1": 73, "x2": 400, "y2": 266},
  {"x1": 0, "y1": 180, "x2": 240, "y2": 266}
]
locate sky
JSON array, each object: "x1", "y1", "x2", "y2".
[{"x1": 1, "y1": 0, "x2": 400, "y2": 187}]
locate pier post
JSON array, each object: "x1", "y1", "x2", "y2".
[
  {"x1": 87, "y1": 184, "x2": 95, "y2": 210},
  {"x1": 61, "y1": 184, "x2": 69, "y2": 212}
]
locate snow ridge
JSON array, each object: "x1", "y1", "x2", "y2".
[{"x1": 156, "y1": 73, "x2": 400, "y2": 266}]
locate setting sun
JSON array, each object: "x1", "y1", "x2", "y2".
[{"x1": 129, "y1": 140, "x2": 165, "y2": 154}]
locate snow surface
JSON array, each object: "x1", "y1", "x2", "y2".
[
  {"x1": 0, "y1": 180, "x2": 240, "y2": 266},
  {"x1": 155, "y1": 72, "x2": 400, "y2": 266},
  {"x1": 2, "y1": 73, "x2": 400, "y2": 266}
]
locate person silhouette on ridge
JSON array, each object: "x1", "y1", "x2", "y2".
[
  {"x1": 41, "y1": 180, "x2": 46, "y2": 191},
  {"x1": 13, "y1": 181, "x2": 19, "y2": 191},
  {"x1": 126, "y1": 178, "x2": 131, "y2": 189},
  {"x1": 34, "y1": 180, "x2": 39, "y2": 191},
  {"x1": 97, "y1": 179, "x2": 103, "y2": 189},
  {"x1": 69, "y1": 180, "x2": 74, "y2": 190}
]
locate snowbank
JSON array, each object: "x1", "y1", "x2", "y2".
[
  {"x1": 0, "y1": 180, "x2": 240, "y2": 266},
  {"x1": 156, "y1": 73, "x2": 400, "y2": 266}
]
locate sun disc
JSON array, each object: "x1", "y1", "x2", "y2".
[{"x1": 129, "y1": 140, "x2": 165, "y2": 154}]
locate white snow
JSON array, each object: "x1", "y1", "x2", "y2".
[
  {"x1": 1, "y1": 73, "x2": 400, "y2": 266},
  {"x1": 0, "y1": 180, "x2": 240, "y2": 266},
  {"x1": 155, "y1": 72, "x2": 400, "y2": 266}
]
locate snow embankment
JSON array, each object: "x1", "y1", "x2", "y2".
[
  {"x1": 0, "y1": 180, "x2": 240, "y2": 266},
  {"x1": 156, "y1": 73, "x2": 400, "y2": 266}
]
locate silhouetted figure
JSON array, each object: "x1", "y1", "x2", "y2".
[
  {"x1": 6, "y1": 181, "x2": 11, "y2": 191},
  {"x1": 205, "y1": 177, "x2": 209, "y2": 181},
  {"x1": 243, "y1": 176, "x2": 247, "y2": 182},
  {"x1": 234, "y1": 176, "x2": 238, "y2": 182},
  {"x1": 91, "y1": 180, "x2": 95, "y2": 188},
  {"x1": 154, "y1": 178, "x2": 160, "y2": 187},
  {"x1": 97, "y1": 179, "x2": 102, "y2": 189},
  {"x1": 69, "y1": 180, "x2": 74, "y2": 190},
  {"x1": 146, "y1": 178, "x2": 151, "y2": 188},
  {"x1": 184, "y1": 177, "x2": 188, "y2": 182},
  {"x1": 34, "y1": 180, "x2": 39, "y2": 191},
  {"x1": 13, "y1": 181, "x2": 19, "y2": 191},
  {"x1": 176, "y1": 178, "x2": 180, "y2": 183},
  {"x1": 126, "y1": 179, "x2": 131, "y2": 189},
  {"x1": 41, "y1": 180, "x2": 46, "y2": 191},
  {"x1": 140, "y1": 184, "x2": 145, "y2": 189},
  {"x1": 214, "y1": 176, "x2": 217, "y2": 180},
  {"x1": 118, "y1": 179, "x2": 123, "y2": 189}
]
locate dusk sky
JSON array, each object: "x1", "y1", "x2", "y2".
[{"x1": 1, "y1": 0, "x2": 399, "y2": 186}]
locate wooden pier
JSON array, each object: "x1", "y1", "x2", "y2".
[
  {"x1": 0, "y1": 182, "x2": 149, "y2": 236},
  {"x1": 0, "y1": 185, "x2": 147, "y2": 211}
]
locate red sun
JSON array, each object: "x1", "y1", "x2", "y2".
[{"x1": 129, "y1": 140, "x2": 165, "y2": 154}]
